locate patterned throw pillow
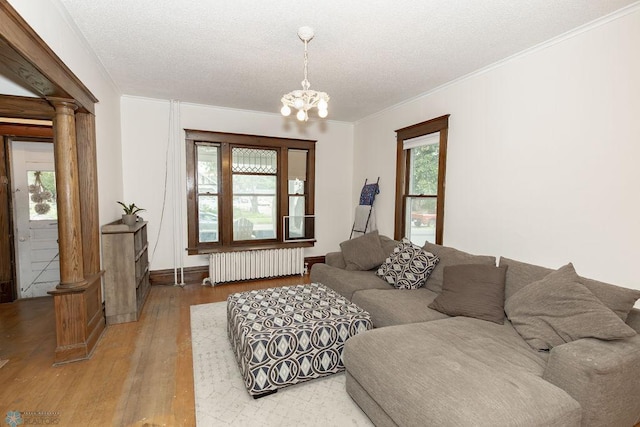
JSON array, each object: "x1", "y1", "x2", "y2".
[{"x1": 376, "y1": 238, "x2": 439, "y2": 289}]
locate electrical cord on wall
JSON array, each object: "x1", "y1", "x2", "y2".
[
  {"x1": 150, "y1": 103, "x2": 171, "y2": 268},
  {"x1": 149, "y1": 100, "x2": 185, "y2": 288}
]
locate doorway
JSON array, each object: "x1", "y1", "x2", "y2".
[{"x1": 10, "y1": 141, "x2": 59, "y2": 298}]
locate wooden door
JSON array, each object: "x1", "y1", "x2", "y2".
[{"x1": 11, "y1": 141, "x2": 59, "y2": 298}]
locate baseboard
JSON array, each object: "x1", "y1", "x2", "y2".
[
  {"x1": 305, "y1": 256, "x2": 326, "y2": 272},
  {"x1": 149, "y1": 255, "x2": 326, "y2": 286},
  {"x1": 149, "y1": 266, "x2": 209, "y2": 286}
]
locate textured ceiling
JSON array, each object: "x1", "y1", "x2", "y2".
[{"x1": 57, "y1": 0, "x2": 637, "y2": 122}]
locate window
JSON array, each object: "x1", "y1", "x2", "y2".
[
  {"x1": 394, "y1": 115, "x2": 449, "y2": 245},
  {"x1": 186, "y1": 130, "x2": 315, "y2": 254},
  {"x1": 27, "y1": 170, "x2": 57, "y2": 220}
]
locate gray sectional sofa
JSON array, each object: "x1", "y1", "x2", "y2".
[{"x1": 310, "y1": 233, "x2": 640, "y2": 427}]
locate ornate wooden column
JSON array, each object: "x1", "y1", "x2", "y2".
[
  {"x1": 51, "y1": 99, "x2": 85, "y2": 286},
  {"x1": 48, "y1": 99, "x2": 105, "y2": 365}
]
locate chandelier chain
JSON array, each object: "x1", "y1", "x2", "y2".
[{"x1": 302, "y1": 39, "x2": 309, "y2": 90}]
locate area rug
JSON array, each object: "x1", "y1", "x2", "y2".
[{"x1": 190, "y1": 301, "x2": 373, "y2": 427}]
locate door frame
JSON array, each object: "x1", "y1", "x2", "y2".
[
  {"x1": 1, "y1": 131, "x2": 54, "y2": 303},
  {"x1": 0, "y1": 135, "x2": 16, "y2": 302}
]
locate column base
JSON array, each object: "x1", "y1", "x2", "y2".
[
  {"x1": 48, "y1": 272, "x2": 105, "y2": 365},
  {"x1": 56, "y1": 278, "x2": 89, "y2": 289}
]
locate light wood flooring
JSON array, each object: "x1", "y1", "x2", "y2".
[{"x1": 0, "y1": 275, "x2": 310, "y2": 426}]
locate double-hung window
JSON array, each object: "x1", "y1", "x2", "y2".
[
  {"x1": 394, "y1": 115, "x2": 449, "y2": 245},
  {"x1": 186, "y1": 130, "x2": 315, "y2": 254}
]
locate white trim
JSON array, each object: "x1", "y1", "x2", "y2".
[
  {"x1": 403, "y1": 133, "x2": 439, "y2": 150},
  {"x1": 119, "y1": 94, "x2": 353, "y2": 125},
  {"x1": 354, "y1": 2, "x2": 640, "y2": 126}
]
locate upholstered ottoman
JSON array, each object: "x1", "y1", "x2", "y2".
[{"x1": 227, "y1": 283, "x2": 372, "y2": 397}]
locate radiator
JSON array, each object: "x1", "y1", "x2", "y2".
[{"x1": 203, "y1": 247, "x2": 305, "y2": 286}]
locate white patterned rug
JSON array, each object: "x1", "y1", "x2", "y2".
[{"x1": 190, "y1": 301, "x2": 373, "y2": 427}]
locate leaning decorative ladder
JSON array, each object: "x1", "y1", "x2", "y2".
[
  {"x1": 350, "y1": 177, "x2": 380, "y2": 239},
  {"x1": 202, "y1": 247, "x2": 305, "y2": 286}
]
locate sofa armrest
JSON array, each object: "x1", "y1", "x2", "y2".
[
  {"x1": 325, "y1": 251, "x2": 347, "y2": 269},
  {"x1": 542, "y1": 335, "x2": 640, "y2": 426}
]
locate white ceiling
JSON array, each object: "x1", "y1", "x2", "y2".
[{"x1": 54, "y1": 0, "x2": 637, "y2": 122}]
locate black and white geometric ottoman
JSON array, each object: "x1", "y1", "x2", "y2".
[{"x1": 227, "y1": 283, "x2": 372, "y2": 398}]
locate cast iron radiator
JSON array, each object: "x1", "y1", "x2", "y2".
[{"x1": 203, "y1": 247, "x2": 305, "y2": 286}]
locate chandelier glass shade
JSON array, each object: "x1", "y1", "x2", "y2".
[{"x1": 281, "y1": 27, "x2": 329, "y2": 122}]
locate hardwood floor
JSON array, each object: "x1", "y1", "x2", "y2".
[
  {"x1": 0, "y1": 275, "x2": 310, "y2": 426},
  {"x1": 2, "y1": 276, "x2": 639, "y2": 427}
]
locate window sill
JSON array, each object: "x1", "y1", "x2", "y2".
[{"x1": 187, "y1": 240, "x2": 315, "y2": 255}]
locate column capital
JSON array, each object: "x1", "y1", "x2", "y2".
[{"x1": 47, "y1": 97, "x2": 78, "y2": 112}]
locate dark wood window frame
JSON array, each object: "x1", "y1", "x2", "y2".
[
  {"x1": 185, "y1": 130, "x2": 316, "y2": 254},
  {"x1": 394, "y1": 114, "x2": 450, "y2": 244}
]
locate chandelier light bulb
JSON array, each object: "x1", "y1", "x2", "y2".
[{"x1": 279, "y1": 26, "x2": 330, "y2": 121}]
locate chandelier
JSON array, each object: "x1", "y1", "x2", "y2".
[{"x1": 280, "y1": 27, "x2": 329, "y2": 121}]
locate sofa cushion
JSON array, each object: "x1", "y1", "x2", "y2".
[
  {"x1": 422, "y1": 242, "x2": 496, "y2": 293},
  {"x1": 379, "y1": 234, "x2": 400, "y2": 257},
  {"x1": 500, "y1": 257, "x2": 640, "y2": 321},
  {"x1": 309, "y1": 263, "x2": 390, "y2": 300},
  {"x1": 344, "y1": 317, "x2": 581, "y2": 427},
  {"x1": 340, "y1": 230, "x2": 387, "y2": 271},
  {"x1": 500, "y1": 257, "x2": 553, "y2": 300},
  {"x1": 505, "y1": 263, "x2": 637, "y2": 351},
  {"x1": 429, "y1": 264, "x2": 508, "y2": 324},
  {"x1": 579, "y1": 276, "x2": 640, "y2": 322},
  {"x1": 376, "y1": 238, "x2": 439, "y2": 289},
  {"x1": 324, "y1": 251, "x2": 347, "y2": 269},
  {"x1": 351, "y1": 288, "x2": 449, "y2": 328},
  {"x1": 628, "y1": 308, "x2": 640, "y2": 333}
]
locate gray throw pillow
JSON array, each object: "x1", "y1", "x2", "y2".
[
  {"x1": 500, "y1": 257, "x2": 640, "y2": 321},
  {"x1": 376, "y1": 238, "x2": 439, "y2": 289},
  {"x1": 505, "y1": 263, "x2": 637, "y2": 351},
  {"x1": 429, "y1": 264, "x2": 508, "y2": 324},
  {"x1": 422, "y1": 242, "x2": 497, "y2": 293},
  {"x1": 340, "y1": 230, "x2": 387, "y2": 271}
]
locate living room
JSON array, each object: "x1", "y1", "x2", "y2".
[{"x1": 1, "y1": 0, "x2": 640, "y2": 426}]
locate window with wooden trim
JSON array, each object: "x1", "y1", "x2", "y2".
[
  {"x1": 394, "y1": 115, "x2": 449, "y2": 245},
  {"x1": 186, "y1": 130, "x2": 316, "y2": 254}
]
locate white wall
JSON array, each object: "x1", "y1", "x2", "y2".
[
  {"x1": 7, "y1": 0, "x2": 124, "y2": 225},
  {"x1": 120, "y1": 96, "x2": 354, "y2": 271},
  {"x1": 354, "y1": 6, "x2": 640, "y2": 295}
]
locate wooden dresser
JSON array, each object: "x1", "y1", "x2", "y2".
[{"x1": 101, "y1": 220, "x2": 150, "y2": 324}]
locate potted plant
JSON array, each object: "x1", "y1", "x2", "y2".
[{"x1": 118, "y1": 201, "x2": 145, "y2": 226}]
